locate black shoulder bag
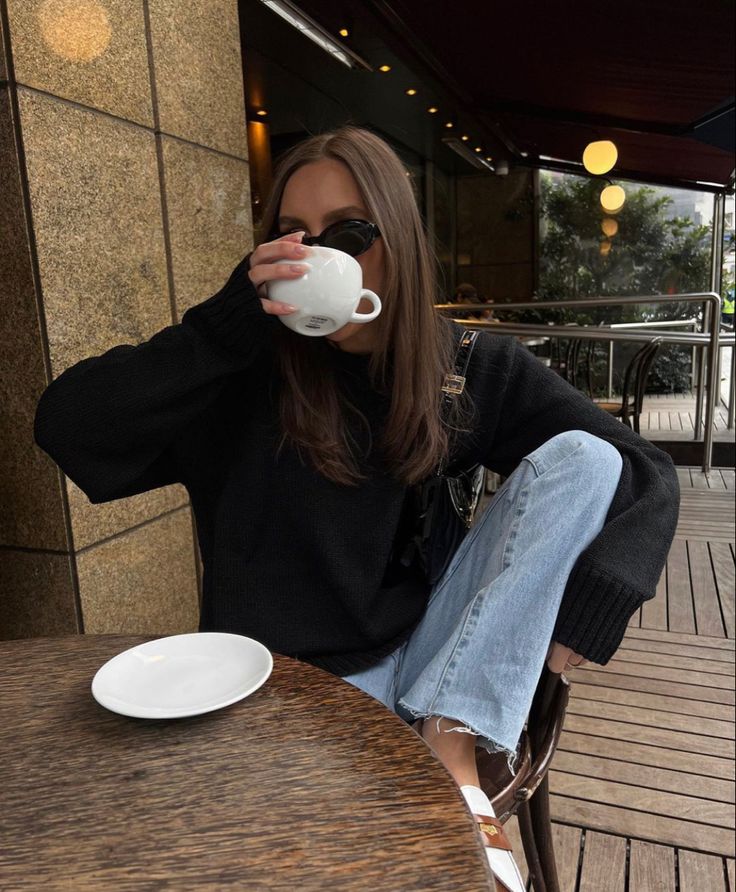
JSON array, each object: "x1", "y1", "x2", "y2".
[{"x1": 397, "y1": 329, "x2": 486, "y2": 586}]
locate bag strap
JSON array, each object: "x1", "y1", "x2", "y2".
[{"x1": 436, "y1": 328, "x2": 480, "y2": 475}]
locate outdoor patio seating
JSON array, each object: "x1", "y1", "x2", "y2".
[{"x1": 593, "y1": 339, "x2": 663, "y2": 434}]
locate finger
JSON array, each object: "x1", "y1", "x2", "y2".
[
  {"x1": 252, "y1": 232, "x2": 308, "y2": 268},
  {"x1": 547, "y1": 644, "x2": 572, "y2": 674},
  {"x1": 259, "y1": 297, "x2": 298, "y2": 315},
  {"x1": 250, "y1": 260, "x2": 310, "y2": 296}
]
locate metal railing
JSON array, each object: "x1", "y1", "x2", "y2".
[
  {"x1": 606, "y1": 318, "x2": 699, "y2": 399},
  {"x1": 435, "y1": 293, "x2": 729, "y2": 473}
]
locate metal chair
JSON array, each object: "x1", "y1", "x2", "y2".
[
  {"x1": 476, "y1": 666, "x2": 571, "y2": 892},
  {"x1": 593, "y1": 338, "x2": 662, "y2": 433}
]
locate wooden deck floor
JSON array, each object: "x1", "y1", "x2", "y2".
[
  {"x1": 638, "y1": 393, "x2": 734, "y2": 443},
  {"x1": 504, "y1": 468, "x2": 736, "y2": 891}
]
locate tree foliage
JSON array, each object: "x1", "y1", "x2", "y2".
[{"x1": 532, "y1": 173, "x2": 713, "y2": 392}]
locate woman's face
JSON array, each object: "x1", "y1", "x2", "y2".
[{"x1": 277, "y1": 158, "x2": 386, "y2": 353}]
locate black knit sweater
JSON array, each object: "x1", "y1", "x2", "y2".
[{"x1": 34, "y1": 254, "x2": 680, "y2": 675}]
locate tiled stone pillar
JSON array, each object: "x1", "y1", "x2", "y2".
[{"x1": 0, "y1": 1, "x2": 253, "y2": 638}]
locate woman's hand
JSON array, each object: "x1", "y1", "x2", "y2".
[
  {"x1": 546, "y1": 641, "x2": 588, "y2": 674},
  {"x1": 247, "y1": 231, "x2": 311, "y2": 315}
]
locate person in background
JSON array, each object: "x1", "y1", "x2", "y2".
[
  {"x1": 453, "y1": 283, "x2": 496, "y2": 322},
  {"x1": 722, "y1": 287, "x2": 734, "y2": 328}
]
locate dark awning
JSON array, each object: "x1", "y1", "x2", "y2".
[{"x1": 294, "y1": 0, "x2": 735, "y2": 188}]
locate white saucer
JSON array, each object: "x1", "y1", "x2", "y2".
[{"x1": 91, "y1": 633, "x2": 273, "y2": 719}]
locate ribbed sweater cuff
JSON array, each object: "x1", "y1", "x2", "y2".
[
  {"x1": 181, "y1": 252, "x2": 279, "y2": 356},
  {"x1": 552, "y1": 562, "x2": 648, "y2": 665}
]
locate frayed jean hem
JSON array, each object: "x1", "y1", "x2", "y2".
[{"x1": 398, "y1": 700, "x2": 521, "y2": 775}]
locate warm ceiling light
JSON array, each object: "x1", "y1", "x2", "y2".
[
  {"x1": 600, "y1": 184, "x2": 626, "y2": 214},
  {"x1": 427, "y1": 106, "x2": 438, "y2": 113},
  {"x1": 379, "y1": 64, "x2": 391, "y2": 72},
  {"x1": 485, "y1": 156, "x2": 493, "y2": 162},
  {"x1": 256, "y1": 109, "x2": 268, "y2": 116},
  {"x1": 442, "y1": 136, "x2": 494, "y2": 172},
  {"x1": 601, "y1": 218, "x2": 619, "y2": 237},
  {"x1": 461, "y1": 135, "x2": 469, "y2": 141},
  {"x1": 338, "y1": 28, "x2": 348, "y2": 37},
  {"x1": 474, "y1": 147, "x2": 482, "y2": 152},
  {"x1": 583, "y1": 140, "x2": 618, "y2": 175},
  {"x1": 445, "y1": 121, "x2": 454, "y2": 128},
  {"x1": 600, "y1": 239, "x2": 612, "y2": 256},
  {"x1": 405, "y1": 88, "x2": 417, "y2": 96}
]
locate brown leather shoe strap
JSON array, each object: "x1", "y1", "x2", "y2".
[{"x1": 473, "y1": 813, "x2": 513, "y2": 852}]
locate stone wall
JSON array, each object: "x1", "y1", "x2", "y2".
[{"x1": 1, "y1": 0, "x2": 253, "y2": 637}]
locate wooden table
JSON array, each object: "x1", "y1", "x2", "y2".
[{"x1": 0, "y1": 636, "x2": 492, "y2": 891}]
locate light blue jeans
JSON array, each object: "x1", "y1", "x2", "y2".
[{"x1": 341, "y1": 430, "x2": 623, "y2": 760}]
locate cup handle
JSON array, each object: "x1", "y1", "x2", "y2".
[{"x1": 350, "y1": 290, "x2": 382, "y2": 323}]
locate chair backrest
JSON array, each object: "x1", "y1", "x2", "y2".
[
  {"x1": 621, "y1": 338, "x2": 662, "y2": 429},
  {"x1": 484, "y1": 667, "x2": 571, "y2": 820}
]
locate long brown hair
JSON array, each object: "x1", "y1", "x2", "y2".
[{"x1": 257, "y1": 125, "x2": 473, "y2": 486}]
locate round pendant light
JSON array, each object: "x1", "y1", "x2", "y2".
[
  {"x1": 600, "y1": 184, "x2": 626, "y2": 214},
  {"x1": 583, "y1": 140, "x2": 618, "y2": 175},
  {"x1": 601, "y1": 217, "x2": 619, "y2": 237},
  {"x1": 600, "y1": 240, "x2": 612, "y2": 256}
]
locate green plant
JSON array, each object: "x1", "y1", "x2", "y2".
[{"x1": 538, "y1": 174, "x2": 712, "y2": 392}]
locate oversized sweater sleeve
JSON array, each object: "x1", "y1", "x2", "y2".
[
  {"x1": 478, "y1": 335, "x2": 680, "y2": 664},
  {"x1": 34, "y1": 252, "x2": 277, "y2": 504}
]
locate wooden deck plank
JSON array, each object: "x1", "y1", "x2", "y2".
[
  {"x1": 578, "y1": 830, "x2": 626, "y2": 892},
  {"x1": 618, "y1": 637, "x2": 734, "y2": 662},
  {"x1": 727, "y1": 858, "x2": 735, "y2": 892},
  {"x1": 551, "y1": 823, "x2": 582, "y2": 892},
  {"x1": 568, "y1": 668, "x2": 735, "y2": 706},
  {"x1": 552, "y1": 750, "x2": 734, "y2": 803},
  {"x1": 640, "y1": 568, "x2": 668, "y2": 631},
  {"x1": 676, "y1": 467, "x2": 692, "y2": 489},
  {"x1": 559, "y1": 731, "x2": 735, "y2": 780},
  {"x1": 583, "y1": 659, "x2": 733, "y2": 690},
  {"x1": 549, "y1": 772, "x2": 735, "y2": 829},
  {"x1": 707, "y1": 471, "x2": 728, "y2": 491},
  {"x1": 689, "y1": 540, "x2": 727, "y2": 637},
  {"x1": 611, "y1": 647, "x2": 733, "y2": 676},
  {"x1": 721, "y1": 469, "x2": 735, "y2": 491},
  {"x1": 623, "y1": 627, "x2": 734, "y2": 650},
  {"x1": 566, "y1": 698, "x2": 734, "y2": 739},
  {"x1": 628, "y1": 840, "x2": 676, "y2": 892},
  {"x1": 549, "y1": 796, "x2": 735, "y2": 856},
  {"x1": 691, "y1": 471, "x2": 716, "y2": 491},
  {"x1": 570, "y1": 682, "x2": 735, "y2": 720},
  {"x1": 667, "y1": 537, "x2": 697, "y2": 633},
  {"x1": 711, "y1": 541, "x2": 735, "y2": 639},
  {"x1": 563, "y1": 714, "x2": 735, "y2": 759},
  {"x1": 679, "y1": 850, "x2": 729, "y2": 892}
]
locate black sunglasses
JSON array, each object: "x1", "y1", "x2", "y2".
[{"x1": 275, "y1": 219, "x2": 381, "y2": 258}]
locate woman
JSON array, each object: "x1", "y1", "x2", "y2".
[{"x1": 34, "y1": 126, "x2": 679, "y2": 891}]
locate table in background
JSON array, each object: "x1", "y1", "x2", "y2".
[{"x1": 0, "y1": 636, "x2": 492, "y2": 891}]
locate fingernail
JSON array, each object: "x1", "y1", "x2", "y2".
[
  {"x1": 290, "y1": 264, "x2": 308, "y2": 272},
  {"x1": 284, "y1": 304, "x2": 298, "y2": 312}
]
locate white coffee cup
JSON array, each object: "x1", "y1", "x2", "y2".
[{"x1": 266, "y1": 245, "x2": 382, "y2": 337}]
